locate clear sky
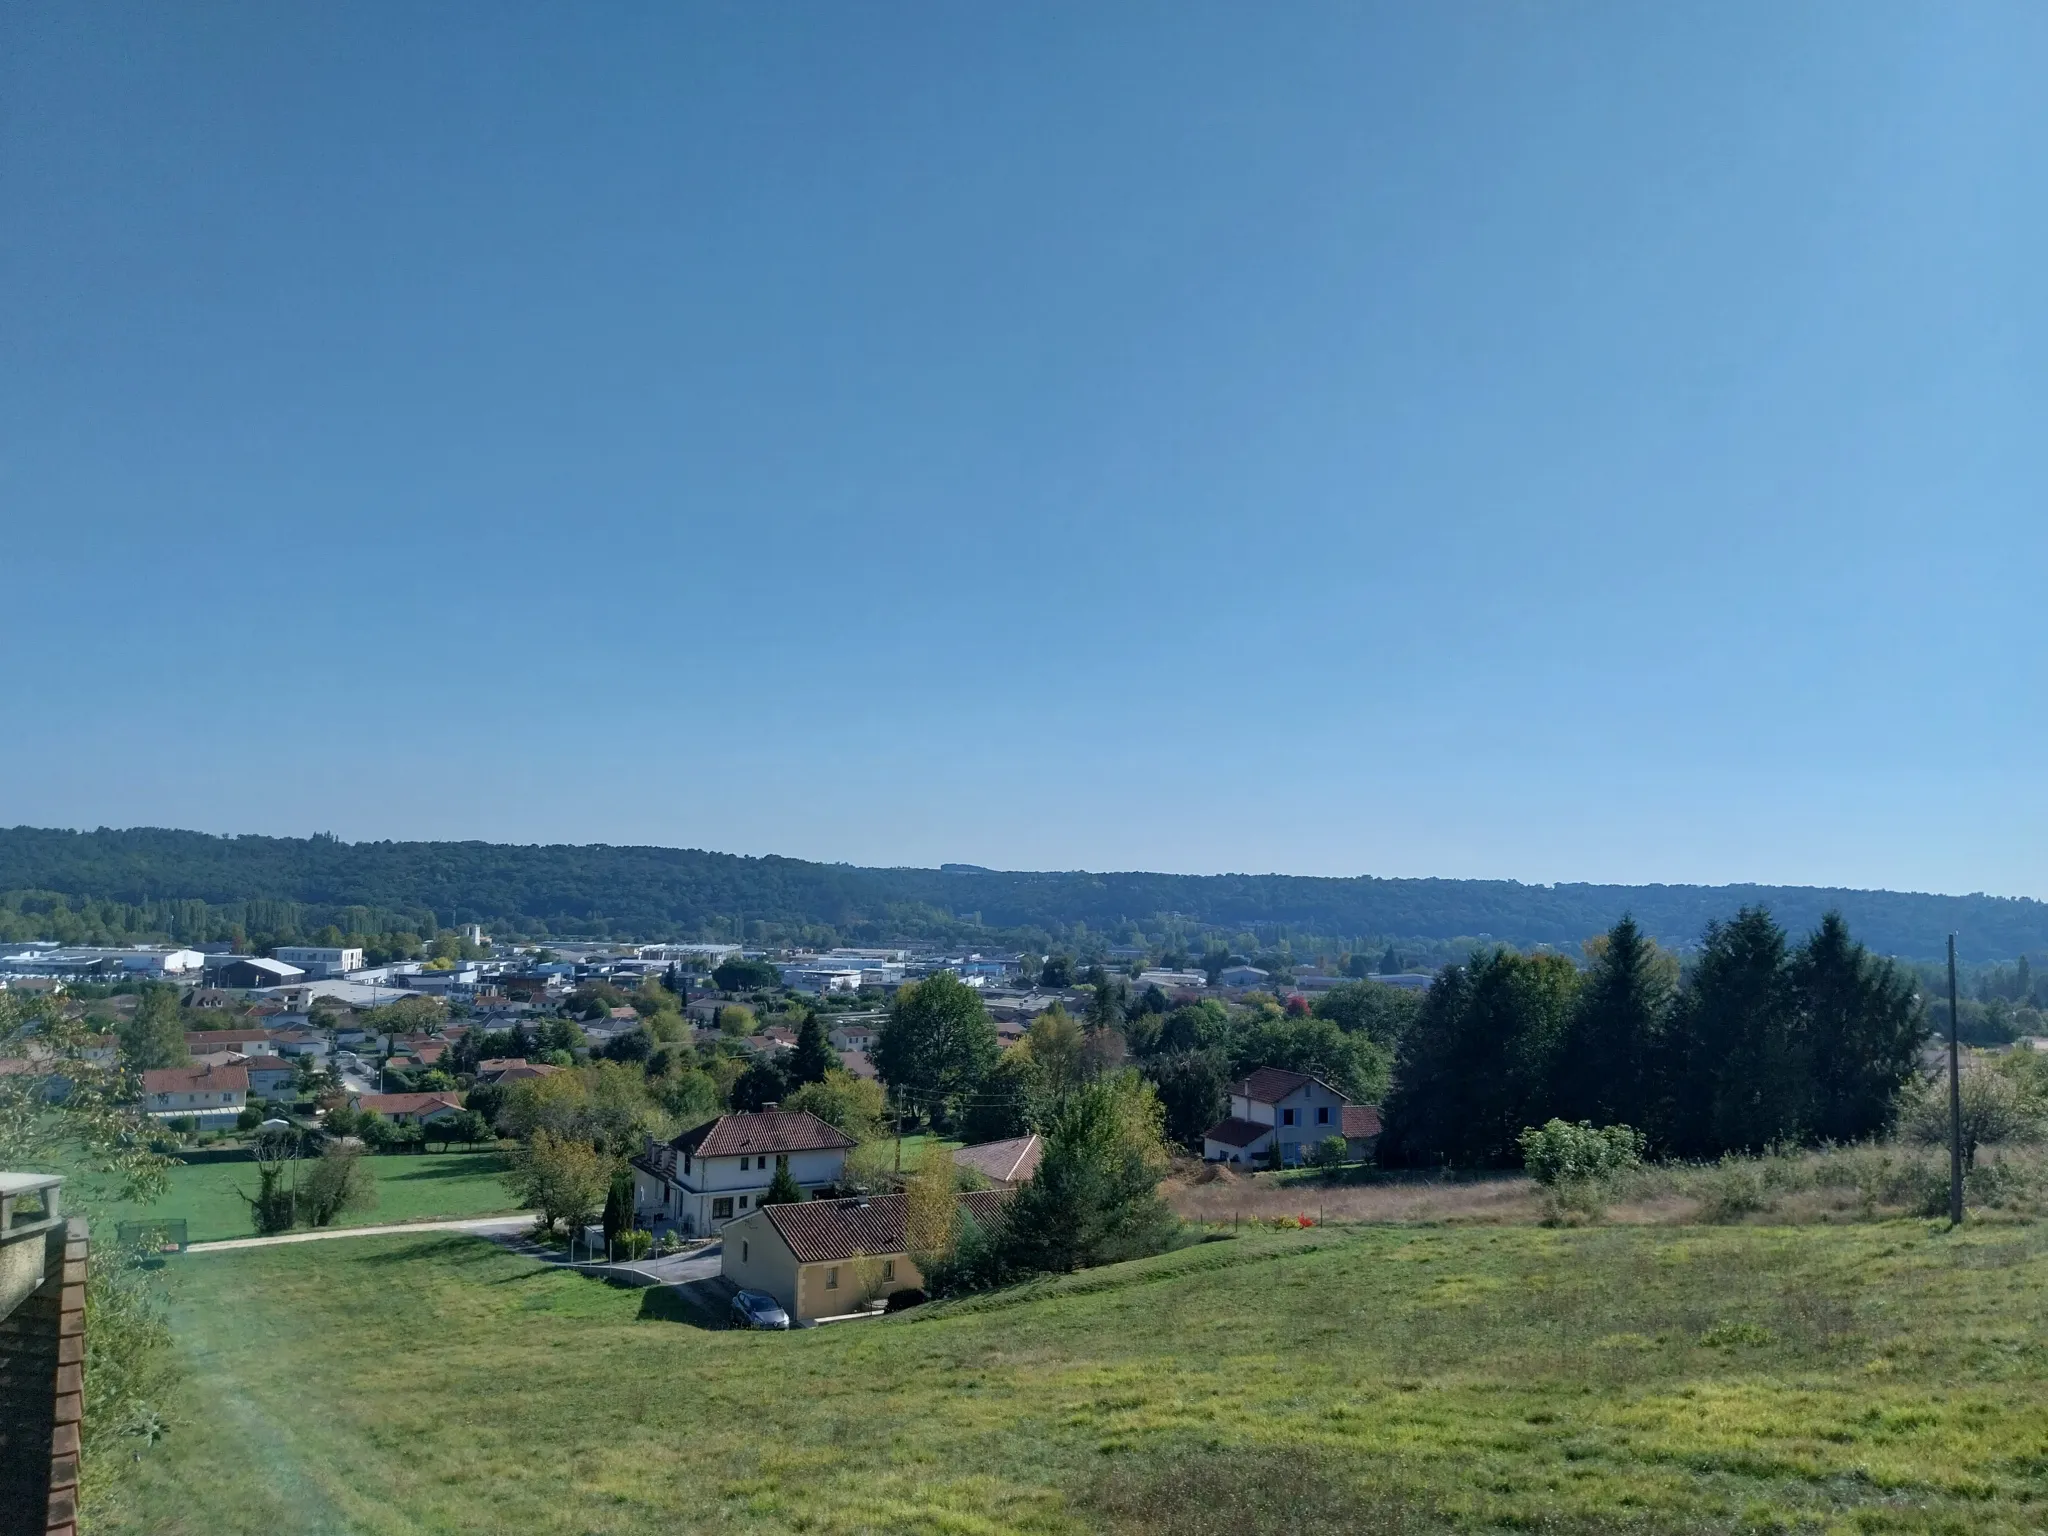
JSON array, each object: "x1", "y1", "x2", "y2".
[{"x1": 4, "y1": 4, "x2": 2044, "y2": 895}]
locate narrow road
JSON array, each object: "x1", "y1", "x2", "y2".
[{"x1": 186, "y1": 1215, "x2": 531, "y2": 1253}]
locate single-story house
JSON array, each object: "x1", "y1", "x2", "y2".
[
  {"x1": 631, "y1": 1108, "x2": 854, "y2": 1237},
  {"x1": 353, "y1": 1091, "x2": 466, "y2": 1126},
  {"x1": 722, "y1": 1189, "x2": 1011, "y2": 1323},
  {"x1": 1203, "y1": 1067, "x2": 1382, "y2": 1166},
  {"x1": 952, "y1": 1134, "x2": 1042, "y2": 1189},
  {"x1": 183, "y1": 1030, "x2": 279, "y2": 1058},
  {"x1": 826, "y1": 1022, "x2": 878, "y2": 1053},
  {"x1": 142, "y1": 1062, "x2": 248, "y2": 1125},
  {"x1": 476, "y1": 1058, "x2": 559, "y2": 1084}
]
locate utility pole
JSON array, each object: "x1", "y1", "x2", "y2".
[{"x1": 1948, "y1": 933, "x2": 1964, "y2": 1227}]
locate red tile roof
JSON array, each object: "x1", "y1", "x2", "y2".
[
  {"x1": 1229, "y1": 1067, "x2": 1320, "y2": 1104},
  {"x1": 143, "y1": 1063, "x2": 249, "y2": 1095},
  {"x1": 1342, "y1": 1104, "x2": 1383, "y2": 1139},
  {"x1": 356, "y1": 1092, "x2": 465, "y2": 1118},
  {"x1": 758, "y1": 1189, "x2": 1011, "y2": 1266},
  {"x1": 670, "y1": 1109, "x2": 854, "y2": 1159},
  {"x1": 952, "y1": 1134, "x2": 1042, "y2": 1186}
]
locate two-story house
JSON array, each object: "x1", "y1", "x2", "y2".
[
  {"x1": 1202, "y1": 1066, "x2": 1381, "y2": 1166},
  {"x1": 630, "y1": 1108, "x2": 854, "y2": 1237}
]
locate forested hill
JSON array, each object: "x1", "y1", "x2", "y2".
[{"x1": 1, "y1": 824, "x2": 2042, "y2": 962}]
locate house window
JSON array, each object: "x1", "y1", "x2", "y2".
[
  {"x1": 712, "y1": 1197, "x2": 733, "y2": 1219},
  {"x1": 882, "y1": 1260, "x2": 895, "y2": 1282},
  {"x1": 827, "y1": 1267, "x2": 839, "y2": 1289},
  {"x1": 739, "y1": 1196, "x2": 748, "y2": 1208},
  {"x1": 1317, "y1": 1106, "x2": 1330, "y2": 1125},
  {"x1": 742, "y1": 1242, "x2": 749, "y2": 1262},
  {"x1": 684, "y1": 1154, "x2": 693, "y2": 1175},
  {"x1": 1282, "y1": 1108, "x2": 1296, "y2": 1126}
]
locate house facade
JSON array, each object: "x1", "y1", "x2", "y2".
[
  {"x1": 141, "y1": 1063, "x2": 248, "y2": 1125},
  {"x1": 630, "y1": 1109, "x2": 854, "y2": 1236},
  {"x1": 246, "y1": 1059, "x2": 300, "y2": 1103},
  {"x1": 722, "y1": 1189, "x2": 1010, "y2": 1322},
  {"x1": 354, "y1": 1091, "x2": 465, "y2": 1126},
  {"x1": 1202, "y1": 1067, "x2": 1381, "y2": 1166}
]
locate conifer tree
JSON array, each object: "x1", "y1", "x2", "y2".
[
  {"x1": 1554, "y1": 916, "x2": 1671, "y2": 1133},
  {"x1": 1792, "y1": 911, "x2": 1924, "y2": 1143},
  {"x1": 789, "y1": 1011, "x2": 837, "y2": 1086}
]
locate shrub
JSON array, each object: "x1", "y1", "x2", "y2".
[
  {"x1": 1516, "y1": 1120, "x2": 1644, "y2": 1186},
  {"x1": 1307, "y1": 1135, "x2": 1350, "y2": 1169},
  {"x1": 615, "y1": 1228, "x2": 653, "y2": 1260}
]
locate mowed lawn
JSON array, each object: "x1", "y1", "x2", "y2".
[
  {"x1": 93, "y1": 1220, "x2": 2048, "y2": 1535},
  {"x1": 83, "y1": 1150, "x2": 519, "y2": 1243}
]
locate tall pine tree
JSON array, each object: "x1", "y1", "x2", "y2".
[
  {"x1": 1554, "y1": 915, "x2": 1671, "y2": 1133},
  {"x1": 1792, "y1": 911, "x2": 1924, "y2": 1143},
  {"x1": 789, "y1": 1011, "x2": 838, "y2": 1086},
  {"x1": 1663, "y1": 907, "x2": 1802, "y2": 1156}
]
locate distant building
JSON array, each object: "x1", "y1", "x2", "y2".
[
  {"x1": 3, "y1": 946, "x2": 207, "y2": 979},
  {"x1": 210, "y1": 957, "x2": 307, "y2": 990},
  {"x1": 272, "y1": 946, "x2": 364, "y2": 979},
  {"x1": 952, "y1": 1134, "x2": 1042, "y2": 1190},
  {"x1": 1203, "y1": 1067, "x2": 1381, "y2": 1167},
  {"x1": 1217, "y1": 965, "x2": 1270, "y2": 989}
]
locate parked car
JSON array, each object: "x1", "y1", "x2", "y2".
[{"x1": 729, "y1": 1290, "x2": 791, "y2": 1330}]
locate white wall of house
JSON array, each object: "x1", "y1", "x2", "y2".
[
  {"x1": 1224, "y1": 1080, "x2": 1351, "y2": 1165},
  {"x1": 636, "y1": 1146, "x2": 847, "y2": 1234}
]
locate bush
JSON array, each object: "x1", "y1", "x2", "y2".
[
  {"x1": 1307, "y1": 1135, "x2": 1350, "y2": 1169},
  {"x1": 301, "y1": 1146, "x2": 378, "y2": 1227},
  {"x1": 614, "y1": 1228, "x2": 653, "y2": 1260},
  {"x1": 1516, "y1": 1120, "x2": 1644, "y2": 1186}
]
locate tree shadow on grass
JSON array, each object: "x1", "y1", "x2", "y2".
[
  {"x1": 639, "y1": 1278, "x2": 733, "y2": 1330},
  {"x1": 376, "y1": 1157, "x2": 510, "y2": 1184}
]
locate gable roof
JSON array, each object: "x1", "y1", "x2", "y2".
[
  {"x1": 143, "y1": 1063, "x2": 248, "y2": 1095},
  {"x1": 952, "y1": 1134, "x2": 1042, "y2": 1185},
  {"x1": 670, "y1": 1109, "x2": 855, "y2": 1159},
  {"x1": 758, "y1": 1189, "x2": 1011, "y2": 1265},
  {"x1": 1230, "y1": 1066, "x2": 1350, "y2": 1106},
  {"x1": 356, "y1": 1092, "x2": 465, "y2": 1117},
  {"x1": 245, "y1": 1058, "x2": 299, "y2": 1078},
  {"x1": 1342, "y1": 1103, "x2": 1383, "y2": 1139}
]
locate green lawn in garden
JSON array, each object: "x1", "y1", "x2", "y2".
[
  {"x1": 92, "y1": 1218, "x2": 2048, "y2": 1535},
  {"x1": 82, "y1": 1150, "x2": 519, "y2": 1244}
]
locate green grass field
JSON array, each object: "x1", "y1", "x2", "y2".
[
  {"x1": 91, "y1": 1218, "x2": 2048, "y2": 1534},
  {"x1": 82, "y1": 1150, "x2": 519, "y2": 1244}
]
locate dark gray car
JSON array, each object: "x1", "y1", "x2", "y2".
[{"x1": 729, "y1": 1289, "x2": 791, "y2": 1330}]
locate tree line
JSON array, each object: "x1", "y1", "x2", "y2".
[
  {"x1": 1380, "y1": 909, "x2": 1926, "y2": 1168},
  {"x1": 7, "y1": 823, "x2": 2048, "y2": 961}
]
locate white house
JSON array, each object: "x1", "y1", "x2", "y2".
[
  {"x1": 827, "y1": 1022, "x2": 879, "y2": 1053},
  {"x1": 272, "y1": 945, "x2": 365, "y2": 978},
  {"x1": 141, "y1": 1063, "x2": 248, "y2": 1126},
  {"x1": 1217, "y1": 965, "x2": 1270, "y2": 990},
  {"x1": 630, "y1": 1109, "x2": 854, "y2": 1237},
  {"x1": 246, "y1": 1059, "x2": 301, "y2": 1103},
  {"x1": 1202, "y1": 1067, "x2": 1381, "y2": 1166}
]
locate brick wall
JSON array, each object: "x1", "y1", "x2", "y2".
[{"x1": 0, "y1": 1218, "x2": 86, "y2": 1536}]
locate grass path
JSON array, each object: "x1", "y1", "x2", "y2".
[{"x1": 90, "y1": 1219, "x2": 2048, "y2": 1534}]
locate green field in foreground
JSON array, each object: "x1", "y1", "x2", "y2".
[
  {"x1": 82, "y1": 1150, "x2": 519, "y2": 1243},
  {"x1": 93, "y1": 1219, "x2": 2048, "y2": 1535}
]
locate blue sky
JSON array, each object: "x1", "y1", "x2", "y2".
[{"x1": 4, "y1": 4, "x2": 2044, "y2": 895}]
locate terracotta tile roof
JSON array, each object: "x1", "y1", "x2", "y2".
[
  {"x1": 669, "y1": 1109, "x2": 854, "y2": 1159},
  {"x1": 759, "y1": 1189, "x2": 1011, "y2": 1265},
  {"x1": 837, "y1": 1049, "x2": 878, "y2": 1081},
  {"x1": 1203, "y1": 1116, "x2": 1271, "y2": 1148},
  {"x1": 143, "y1": 1063, "x2": 249, "y2": 1095},
  {"x1": 952, "y1": 1134, "x2": 1042, "y2": 1185},
  {"x1": 356, "y1": 1092, "x2": 465, "y2": 1117},
  {"x1": 1229, "y1": 1067, "x2": 1318, "y2": 1104},
  {"x1": 1342, "y1": 1104, "x2": 1383, "y2": 1139}
]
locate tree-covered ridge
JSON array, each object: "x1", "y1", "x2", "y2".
[{"x1": 2, "y1": 823, "x2": 2044, "y2": 962}]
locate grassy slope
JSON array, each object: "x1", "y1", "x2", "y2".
[
  {"x1": 94, "y1": 1221, "x2": 2048, "y2": 1535},
  {"x1": 81, "y1": 1151, "x2": 518, "y2": 1243}
]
